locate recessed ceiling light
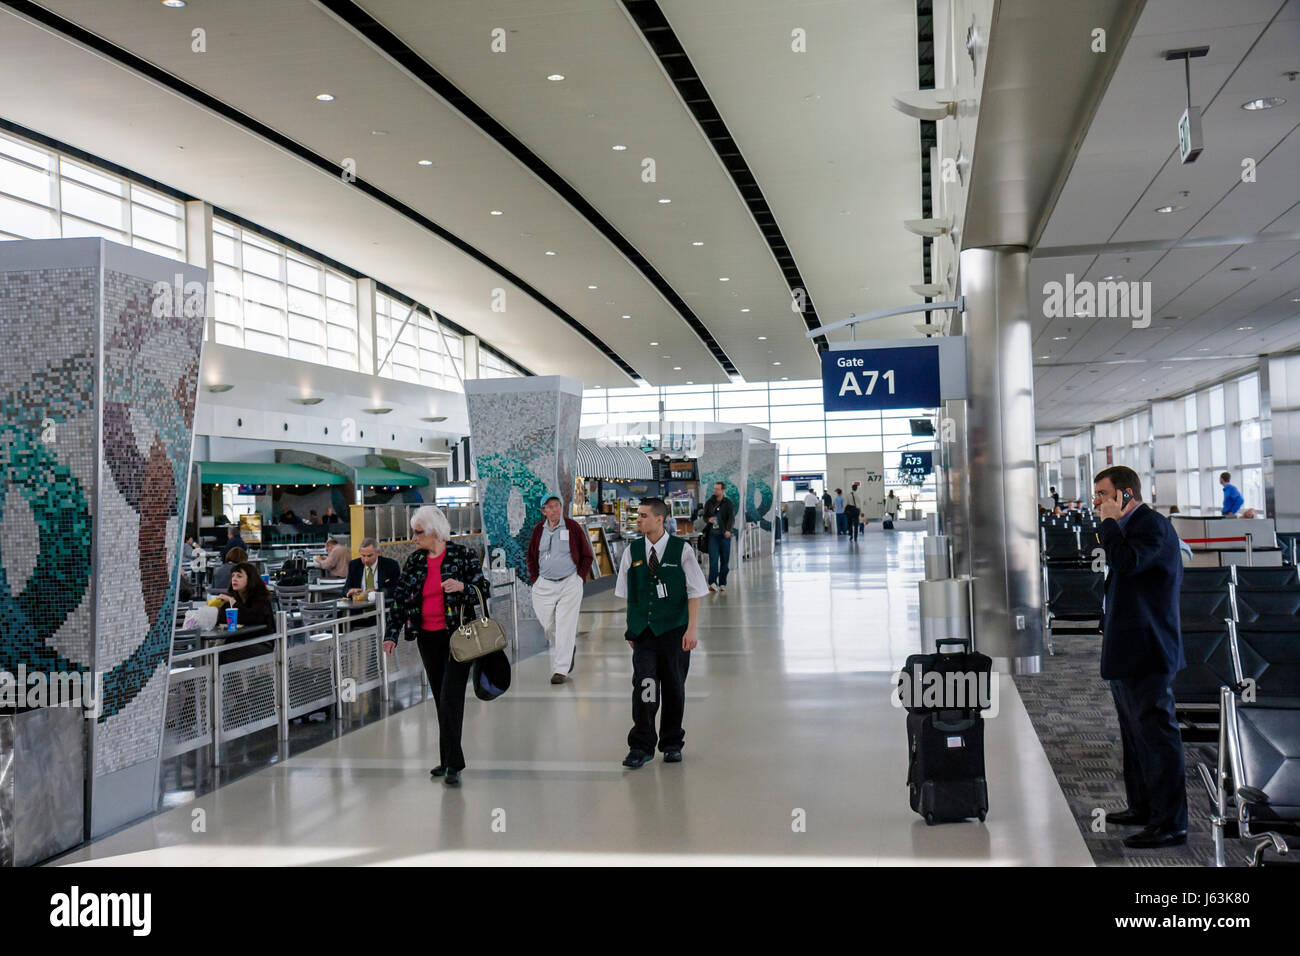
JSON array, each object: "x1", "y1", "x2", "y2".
[
  {"x1": 1052, "y1": 335, "x2": 1068, "y2": 341},
  {"x1": 650, "y1": 341, "x2": 659, "y2": 346},
  {"x1": 741, "y1": 308, "x2": 750, "y2": 313},
  {"x1": 162, "y1": 0, "x2": 185, "y2": 7},
  {"x1": 545, "y1": 250, "x2": 556, "y2": 256},
  {"x1": 371, "y1": 130, "x2": 388, "y2": 136},
  {"x1": 1161, "y1": 366, "x2": 1173, "y2": 370},
  {"x1": 621, "y1": 314, "x2": 630, "y2": 319},
  {"x1": 758, "y1": 336, "x2": 767, "y2": 340},
  {"x1": 686, "y1": 381, "x2": 693, "y2": 385},
  {"x1": 490, "y1": 210, "x2": 503, "y2": 216},
  {"x1": 719, "y1": 277, "x2": 730, "y2": 282},
  {"x1": 1039, "y1": 355, "x2": 1051, "y2": 359},
  {"x1": 315, "y1": 93, "x2": 335, "y2": 102},
  {"x1": 612, "y1": 144, "x2": 627, "y2": 151},
  {"x1": 1154, "y1": 204, "x2": 1183, "y2": 213},
  {"x1": 547, "y1": 74, "x2": 565, "y2": 82},
  {"x1": 417, "y1": 159, "x2": 433, "y2": 166},
  {"x1": 587, "y1": 285, "x2": 598, "y2": 290},
  {"x1": 1242, "y1": 96, "x2": 1285, "y2": 110},
  {"x1": 1237, "y1": 326, "x2": 1254, "y2": 331},
  {"x1": 692, "y1": 241, "x2": 704, "y2": 246},
  {"x1": 1101, "y1": 274, "x2": 1122, "y2": 281},
  {"x1": 781, "y1": 376, "x2": 788, "y2": 381},
  {"x1": 1197, "y1": 347, "x2": 1210, "y2": 351},
  {"x1": 673, "y1": 366, "x2": 682, "y2": 370},
  {"x1": 773, "y1": 361, "x2": 781, "y2": 366},
  {"x1": 658, "y1": 198, "x2": 671, "y2": 204}
]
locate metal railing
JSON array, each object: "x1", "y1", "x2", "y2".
[
  {"x1": 162, "y1": 571, "x2": 522, "y2": 764},
  {"x1": 362, "y1": 503, "x2": 480, "y2": 544}
]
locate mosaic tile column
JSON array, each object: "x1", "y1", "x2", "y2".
[
  {"x1": 698, "y1": 429, "x2": 746, "y2": 583},
  {"x1": 745, "y1": 439, "x2": 778, "y2": 551},
  {"x1": 465, "y1": 376, "x2": 583, "y2": 623},
  {"x1": 0, "y1": 238, "x2": 205, "y2": 843}
]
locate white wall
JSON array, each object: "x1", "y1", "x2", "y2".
[{"x1": 828, "y1": 452, "x2": 886, "y2": 519}]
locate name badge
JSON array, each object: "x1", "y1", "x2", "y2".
[
  {"x1": 559, "y1": 529, "x2": 569, "y2": 542},
  {"x1": 656, "y1": 581, "x2": 668, "y2": 599},
  {"x1": 632, "y1": 560, "x2": 644, "y2": 568}
]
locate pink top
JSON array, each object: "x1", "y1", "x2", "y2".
[{"x1": 421, "y1": 550, "x2": 448, "y2": 631}]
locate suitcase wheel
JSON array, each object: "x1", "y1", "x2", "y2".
[
  {"x1": 924, "y1": 812, "x2": 936, "y2": 826},
  {"x1": 978, "y1": 810, "x2": 986, "y2": 822}
]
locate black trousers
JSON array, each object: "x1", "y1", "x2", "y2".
[
  {"x1": 628, "y1": 625, "x2": 691, "y2": 754},
  {"x1": 801, "y1": 508, "x2": 817, "y2": 534},
  {"x1": 415, "y1": 627, "x2": 472, "y2": 771},
  {"x1": 845, "y1": 506, "x2": 860, "y2": 540},
  {"x1": 1110, "y1": 672, "x2": 1188, "y2": 830}
]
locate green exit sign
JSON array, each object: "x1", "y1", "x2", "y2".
[{"x1": 1179, "y1": 106, "x2": 1203, "y2": 164}]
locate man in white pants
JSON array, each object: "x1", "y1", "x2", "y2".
[{"x1": 527, "y1": 493, "x2": 594, "y2": 685}]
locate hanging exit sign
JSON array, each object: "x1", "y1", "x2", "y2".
[{"x1": 1178, "y1": 106, "x2": 1203, "y2": 164}]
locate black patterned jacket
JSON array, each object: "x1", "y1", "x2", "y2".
[{"x1": 385, "y1": 541, "x2": 491, "y2": 642}]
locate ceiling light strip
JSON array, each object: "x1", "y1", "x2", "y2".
[
  {"x1": 0, "y1": 0, "x2": 639, "y2": 383},
  {"x1": 312, "y1": 0, "x2": 737, "y2": 379},
  {"x1": 619, "y1": 0, "x2": 828, "y2": 353}
]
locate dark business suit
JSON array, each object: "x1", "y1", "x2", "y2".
[
  {"x1": 1099, "y1": 503, "x2": 1188, "y2": 832},
  {"x1": 344, "y1": 555, "x2": 401, "y2": 599}
]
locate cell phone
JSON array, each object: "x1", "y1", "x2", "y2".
[{"x1": 1121, "y1": 489, "x2": 1132, "y2": 508}]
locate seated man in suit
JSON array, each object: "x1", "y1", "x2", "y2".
[
  {"x1": 1093, "y1": 465, "x2": 1188, "y2": 849},
  {"x1": 345, "y1": 536, "x2": 401, "y2": 601}
]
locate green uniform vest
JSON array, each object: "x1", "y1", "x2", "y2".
[{"x1": 626, "y1": 534, "x2": 690, "y2": 636}]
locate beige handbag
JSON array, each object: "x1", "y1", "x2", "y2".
[{"x1": 449, "y1": 585, "x2": 507, "y2": 662}]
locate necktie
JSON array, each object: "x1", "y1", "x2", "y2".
[
  {"x1": 365, "y1": 566, "x2": 374, "y2": 591},
  {"x1": 648, "y1": 544, "x2": 660, "y2": 576}
]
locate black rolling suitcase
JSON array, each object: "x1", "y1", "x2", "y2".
[{"x1": 900, "y1": 638, "x2": 991, "y2": 824}]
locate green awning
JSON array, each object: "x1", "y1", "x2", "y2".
[
  {"x1": 355, "y1": 466, "x2": 429, "y2": 487},
  {"x1": 197, "y1": 461, "x2": 347, "y2": 486}
]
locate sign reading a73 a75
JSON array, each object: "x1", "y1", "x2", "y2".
[{"x1": 821, "y1": 345, "x2": 941, "y2": 412}]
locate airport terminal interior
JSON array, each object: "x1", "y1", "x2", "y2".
[{"x1": 1, "y1": 0, "x2": 1299, "y2": 872}]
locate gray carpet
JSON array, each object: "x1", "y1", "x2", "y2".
[{"x1": 1013, "y1": 630, "x2": 1221, "y2": 867}]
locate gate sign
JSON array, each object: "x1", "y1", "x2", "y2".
[
  {"x1": 899, "y1": 450, "x2": 933, "y2": 481},
  {"x1": 822, "y1": 345, "x2": 941, "y2": 412}
]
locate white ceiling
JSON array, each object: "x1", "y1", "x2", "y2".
[
  {"x1": 1032, "y1": 0, "x2": 1300, "y2": 434},
  {"x1": 0, "y1": 0, "x2": 924, "y2": 387}
]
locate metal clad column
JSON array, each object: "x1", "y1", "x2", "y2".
[{"x1": 961, "y1": 246, "x2": 1042, "y2": 673}]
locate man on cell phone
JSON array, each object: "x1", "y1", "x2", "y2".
[{"x1": 1092, "y1": 466, "x2": 1187, "y2": 849}]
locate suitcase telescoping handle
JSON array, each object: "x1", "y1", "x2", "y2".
[{"x1": 935, "y1": 637, "x2": 970, "y2": 653}]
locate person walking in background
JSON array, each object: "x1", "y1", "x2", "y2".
[
  {"x1": 616, "y1": 498, "x2": 707, "y2": 769},
  {"x1": 702, "y1": 481, "x2": 735, "y2": 592},
  {"x1": 883, "y1": 490, "x2": 900, "y2": 529},
  {"x1": 1093, "y1": 466, "x2": 1188, "y2": 849},
  {"x1": 845, "y1": 482, "x2": 862, "y2": 542},
  {"x1": 833, "y1": 489, "x2": 846, "y2": 535},
  {"x1": 1220, "y1": 472, "x2": 1244, "y2": 516},
  {"x1": 527, "y1": 493, "x2": 593, "y2": 685},
  {"x1": 383, "y1": 505, "x2": 490, "y2": 787},
  {"x1": 821, "y1": 488, "x2": 834, "y2": 533},
  {"x1": 1049, "y1": 485, "x2": 1061, "y2": 510},
  {"x1": 802, "y1": 488, "x2": 819, "y2": 535}
]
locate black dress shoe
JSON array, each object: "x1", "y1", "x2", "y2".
[
  {"x1": 444, "y1": 768, "x2": 461, "y2": 787},
  {"x1": 1105, "y1": 808, "x2": 1149, "y2": 826},
  {"x1": 430, "y1": 765, "x2": 446, "y2": 777},
  {"x1": 1123, "y1": 825, "x2": 1187, "y2": 849},
  {"x1": 622, "y1": 750, "x2": 654, "y2": 769},
  {"x1": 663, "y1": 750, "x2": 682, "y2": 763}
]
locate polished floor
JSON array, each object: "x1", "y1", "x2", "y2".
[{"x1": 57, "y1": 529, "x2": 1091, "y2": 866}]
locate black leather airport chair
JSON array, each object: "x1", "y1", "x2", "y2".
[
  {"x1": 1229, "y1": 623, "x2": 1300, "y2": 701},
  {"x1": 1042, "y1": 527, "x2": 1086, "y2": 566},
  {"x1": 1180, "y1": 585, "x2": 1235, "y2": 633},
  {"x1": 1174, "y1": 624, "x2": 1235, "y2": 742},
  {"x1": 1233, "y1": 566, "x2": 1299, "y2": 589},
  {"x1": 1043, "y1": 566, "x2": 1104, "y2": 633},
  {"x1": 1234, "y1": 587, "x2": 1300, "y2": 631},
  {"x1": 1276, "y1": 533, "x2": 1300, "y2": 567},
  {"x1": 1201, "y1": 686, "x2": 1300, "y2": 866}
]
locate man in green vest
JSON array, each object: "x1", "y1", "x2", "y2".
[{"x1": 615, "y1": 497, "x2": 708, "y2": 768}]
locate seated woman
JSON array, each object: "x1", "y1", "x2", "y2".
[
  {"x1": 215, "y1": 562, "x2": 277, "y2": 661},
  {"x1": 211, "y1": 546, "x2": 247, "y2": 594}
]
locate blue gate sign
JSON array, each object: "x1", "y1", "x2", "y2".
[{"x1": 822, "y1": 345, "x2": 941, "y2": 412}]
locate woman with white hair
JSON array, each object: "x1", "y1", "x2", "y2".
[{"x1": 383, "y1": 504, "x2": 490, "y2": 787}]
